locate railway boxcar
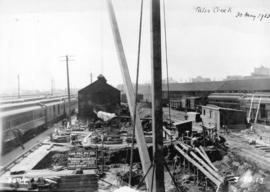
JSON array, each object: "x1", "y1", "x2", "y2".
[{"x1": 170, "y1": 99, "x2": 182, "y2": 110}]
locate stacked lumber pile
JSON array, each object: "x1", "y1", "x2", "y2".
[
  {"x1": 174, "y1": 141, "x2": 224, "y2": 187},
  {"x1": 58, "y1": 174, "x2": 98, "y2": 192}
]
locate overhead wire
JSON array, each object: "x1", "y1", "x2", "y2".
[
  {"x1": 163, "y1": 0, "x2": 172, "y2": 130},
  {"x1": 162, "y1": 1, "x2": 181, "y2": 191},
  {"x1": 129, "y1": 0, "x2": 144, "y2": 186}
]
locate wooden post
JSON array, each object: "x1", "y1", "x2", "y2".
[{"x1": 151, "y1": 0, "x2": 165, "y2": 191}]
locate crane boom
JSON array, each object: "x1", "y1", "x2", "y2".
[{"x1": 106, "y1": 0, "x2": 152, "y2": 189}]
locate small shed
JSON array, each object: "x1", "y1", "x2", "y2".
[
  {"x1": 201, "y1": 105, "x2": 247, "y2": 131},
  {"x1": 78, "y1": 75, "x2": 120, "y2": 117},
  {"x1": 173, "y1": 120, "x2": 192, "y2": 138}
]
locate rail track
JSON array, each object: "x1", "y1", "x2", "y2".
[{"x1": 0, "y1": 142, "x2": 43, "y2": 176}]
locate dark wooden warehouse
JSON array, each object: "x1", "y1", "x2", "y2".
[{"x1": 78, "y1": 75, "x2": 121, "y2": 117}]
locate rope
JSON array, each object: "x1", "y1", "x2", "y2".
[
  {"x1": 164, "y1": 161, "x2": 181, "y2": 192},
  {"x1": 129, "y1": 0, "x2": 144, "y2": 186},
  {"x1": 136, "y1": 163, "x2": 153, "y2": 189},
  {"x1": 162, "y1": 0, "x2": 172, "y2": 130}
]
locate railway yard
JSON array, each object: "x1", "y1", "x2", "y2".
[
  {"x1": 1, "y1": 0, "x2": 270, "y2": 191},
  {"x1": 1, "y1": 96, "x2": 270, "y2": 191}
]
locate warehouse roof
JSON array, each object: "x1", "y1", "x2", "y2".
[
  {"x1": 163, "y1": 81, "x2": 224, "y2": 91},
  {"x1": 217, "y1": 78, "x2": 270, "y2": 91},
  {"x1": 162, "y1": 77, "x2": 270, "y2": 92}
]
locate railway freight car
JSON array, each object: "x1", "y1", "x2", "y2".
[
  {"x1": 207, "y1": 93, "x2": 245, "y2": 110},
  {"x1": 169, "y1": 96, "x2": 207, "y2": 112},
  {"x1": 0, "y1": 97, "x2": 77, "y2": 154}
]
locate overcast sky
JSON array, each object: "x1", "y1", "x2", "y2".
[{"x1": 1, "y1": 0, "x2": 270, "y2": 93}]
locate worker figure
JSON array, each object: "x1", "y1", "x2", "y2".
[
  {"x1": 173, "y1": 155, "x2": 180, "y2": 173},
  {"x1": 191, "y1": 137, "x2": 199, "y2": 148},
  {"x1": 222, "y1": 125, "x2": 229, "y2": 135},
  {"x1": 62, "y1": 118, "x2": 67, "y2": 127},
  {"x1": 54, "y1": 127, "x2": 59, "y2": 135},
  {"x1": 116, "y1": 172, "x2": 122, "y2": 186},
  {"x1": 250, "y1": 125, "x2": 254, "y2": 132},
  {"x1": 12, "y1": 129, "x2": 25, "y2": 150}
]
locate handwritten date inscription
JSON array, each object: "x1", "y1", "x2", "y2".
[
  {"x1": 236, "y1": 11, "x2": 270, "y2": 21},
  {"x1": 195, "y1": 6, "x2": 270, "y2": 22}
]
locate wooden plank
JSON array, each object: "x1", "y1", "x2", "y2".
[
  {"x1": 177, "y1": 142, "x2": 223, "y2": 182},
  {"x1": 195, "y1": 147, "x2": 218, "y2": 172},
  {"x1": 106, "y1": 0, "x2": 152, "y2": 189},
  {"x1": 199, "y1": 145, "x2": 214, "y2": 167},
  {"x1": 174, "y1": 145, "x2": 222, "y2": 187}
]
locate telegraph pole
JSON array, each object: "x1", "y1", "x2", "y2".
[
  {"x1": 90, "y1": 73, "x2": 93, "y2": 83},
  {"x1": 60, "y1": 55, "x2": 74, "y2": 123},
  {"x1": 17, "y1": 74, "x2": 20, "y2": 98},
  {"x1": 65, "y1": 55, "x2": 71, "y2": 123},
  {"x1": 51, "y1": 78, "x2": 54, "y2": 96},
  {"x1": 151, "y1": 0, "x2": 165, "y2": 191}
]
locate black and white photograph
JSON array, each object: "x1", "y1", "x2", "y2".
[{"x1": 1, "y1": 0, "x2": 270, "y2": 191}]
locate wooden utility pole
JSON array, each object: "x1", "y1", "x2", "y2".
[
  {"x1": 17, "y1": 74, "x2": 20, "y2": 98},
  {"x1": 51, "y1": 78, "x2": 54, "y2": 96},
  {"x1": 65, "y1": 55, "x2": 71, "y2": 123},
  {"x1": 151, "y1": 0, "x2": 165, "y2": 191}
]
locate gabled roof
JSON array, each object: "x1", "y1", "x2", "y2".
[{"x1": 79, "y1": 75, "x2": 120, "y2": 94}]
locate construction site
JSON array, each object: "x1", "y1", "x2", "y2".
[{"x1": 1, "y1": 0, "x2": 270, "y2": 192}]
